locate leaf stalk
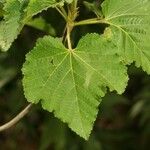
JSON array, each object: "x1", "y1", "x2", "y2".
[{"x1": 74, "y1": 18, "x2": 107, "y2": 26}]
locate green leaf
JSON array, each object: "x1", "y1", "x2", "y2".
[
  {"x1": 22, "y1": 34, "x2": 128, "y2": 139},
  {"x1": 102, "y1": 0, "x2": 150, "y2": 74},
  {"x1": 23, "y1": 0, "x2": 71, "y2": 22},
  {"x1": 0, "y1": 0, "x2": 25, "y2": 51},
  {"x1": 0, "y1": 0, "x2": 72, "y2": 51}
]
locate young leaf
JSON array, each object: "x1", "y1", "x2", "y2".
[
  {"x1": 0, "y1": 0, "x2": 26, "y2": 51},
  {"x1": 102, "y1": 0, "x2": 150, "y2": 74},
  {"x1": 22, "y1": 34, "x2": 128, "y2": 139}
]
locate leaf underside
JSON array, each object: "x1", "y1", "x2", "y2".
[
  {"x1": 22, "y1": 34, "x2": 128, "y2": 139},
  {"x1": 102, "y1": 0, "x2": 150, "y2": 74}
]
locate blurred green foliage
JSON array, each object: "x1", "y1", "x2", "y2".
[{"x1": 0, "y1": 0, "x2": 150, "y2": 149}]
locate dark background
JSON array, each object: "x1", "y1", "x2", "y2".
[{"x1": 0, "y1": 0, "x2": 150, "y2": 149}]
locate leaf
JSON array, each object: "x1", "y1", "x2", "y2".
[
  {"x1": 102, "y1": 0, "x2": 150, "y2": 74},
  {"x1": 23, "y1": 0, "x2": 71, "y2": 22},
  {"x1": 0, "y1": 0, "x2": 26, "y2": 51},
  {"x1": 22, "y1": 34, "x2": 128, "y2": 139},
  {"x1": 0, "y1": 0, "x2": 72, "y2": 51}
]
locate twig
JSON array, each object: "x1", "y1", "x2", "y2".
[{"x1": 0, "y1": 103, "x2": 32, "y2": 132}]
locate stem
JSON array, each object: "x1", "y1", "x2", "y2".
[
  {"x1": 74, "y1": 18, "x2": 107, "y2": 26},
  {"x1": 0, "y1": 103, "x2": 32, "y2": 132},
  {"x1": 65, "y1": 1, "x2": 78, "y2": 50},
  {"x1": 67, "y1": 25, "x2": 72, "y2": 50}
]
